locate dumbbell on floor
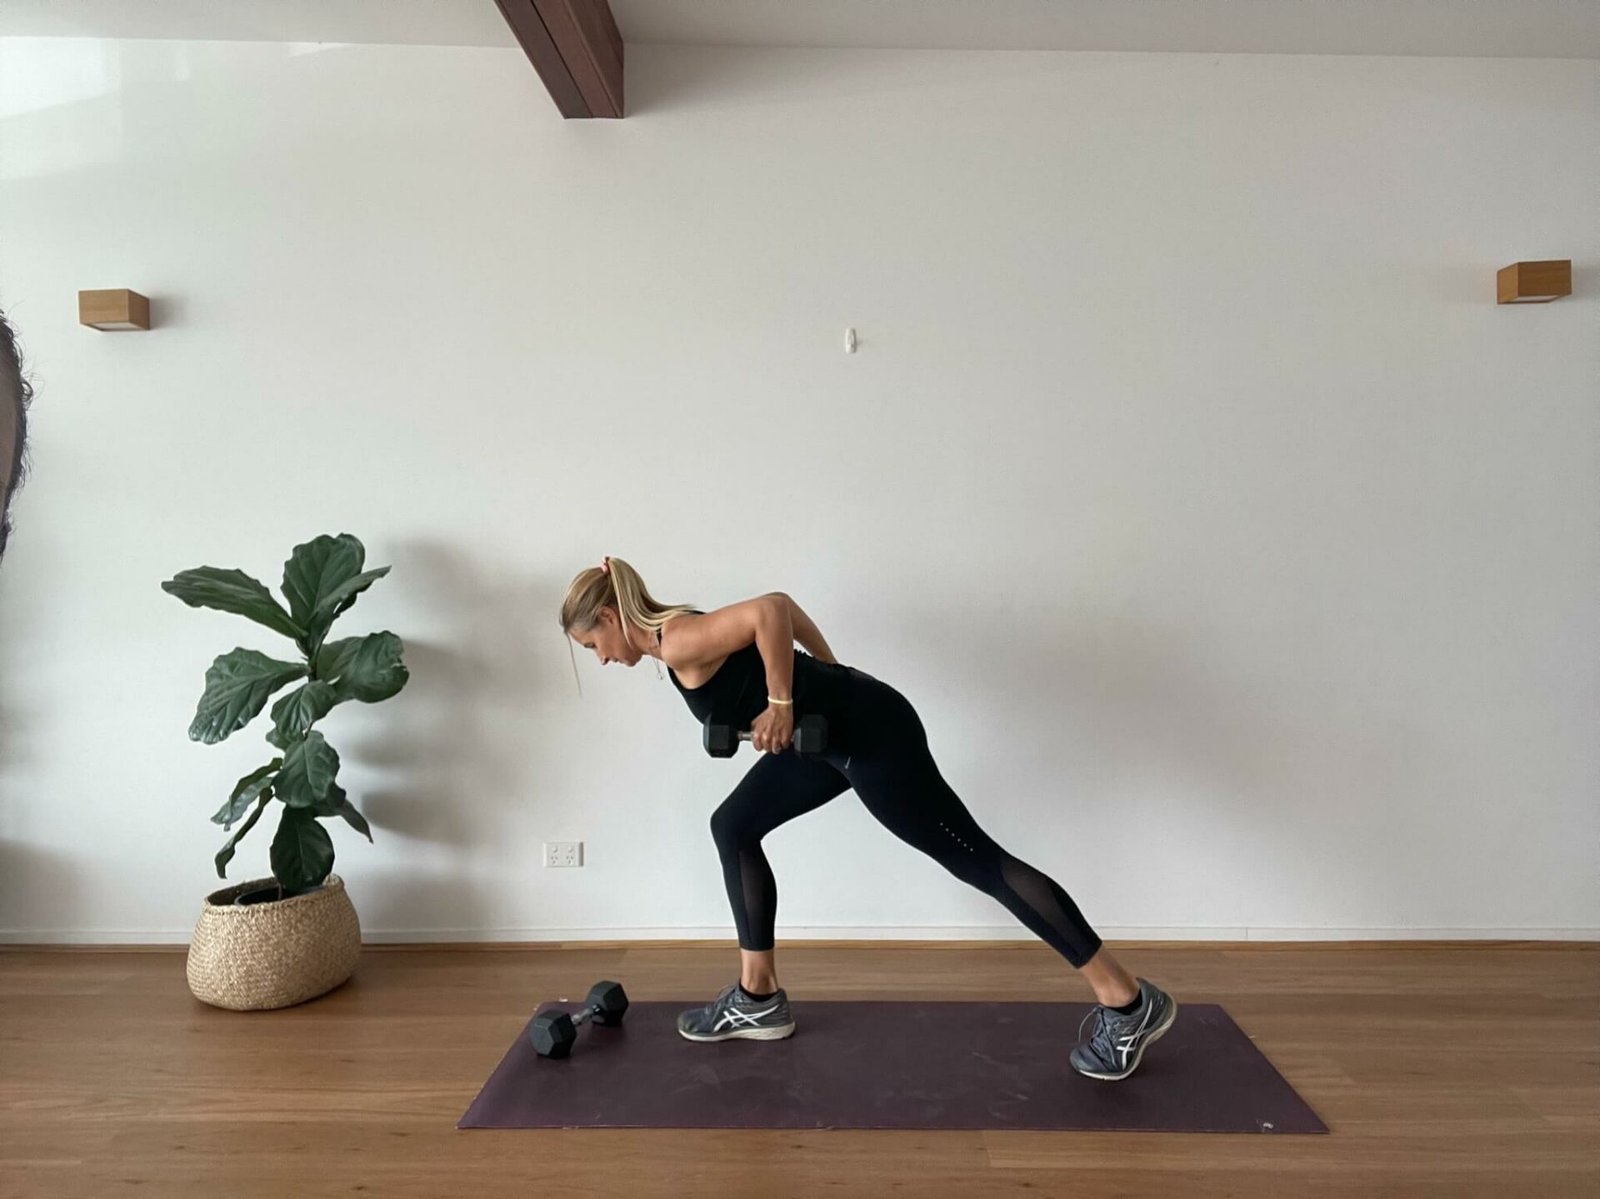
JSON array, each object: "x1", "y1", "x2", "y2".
[
  {"x1": 530, "y1": 980, "x2": 629, "y2": 1059},
  {"x1": 703, "y1": 713, "x2": 828, "y2": 758}
]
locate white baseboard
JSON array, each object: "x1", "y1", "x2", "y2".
[{"x1": 3, "y1": 925, "x2": 1597, "y2": 947}]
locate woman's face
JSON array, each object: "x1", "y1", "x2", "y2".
[{"x1": 572, "y1": 607, "x2": 642, "y2": 667}]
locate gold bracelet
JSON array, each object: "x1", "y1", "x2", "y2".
[{"x1": 768, "y1": 696, "x2": 793, "y2": 706}]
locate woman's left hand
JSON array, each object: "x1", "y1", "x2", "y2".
[{"x1": 750, "y1": 704, "x2": 795, "y2": 753}]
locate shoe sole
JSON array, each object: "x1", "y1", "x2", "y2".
[
  {"x1": 678, "y1": 1021, "x2": 797, "y2": 1043},
  {"x1": 1073, "y1": 995, "x2": 1180, "y2": 1082}
]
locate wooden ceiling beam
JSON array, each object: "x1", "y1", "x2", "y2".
[{"x1": 495, "y1": 0, "x2": 624, "y2": 119}]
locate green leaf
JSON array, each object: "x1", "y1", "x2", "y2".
[
  {"x1": 266, "y1": 681, "x2": 340, "y2": 751},
  {"x1": 212, "y1": 759, "x2": 283, "y2": 828},
  {"x1": 270, "y1": 806, "x2": 335, "y2": 893},
  {"x1": 305, "y1": 567, "x2": 390, "y2": 660},
  {"x1": 315, "y1": 566, "x2": 389, "y2": 623},
  {"x1": 162, "y1": 567, "x2": 306, "y2": 642},
  {"x1": 316, "y1": 631, "x2": 408, "y2": 704},
  {"x1": 281, "y1": 535, "x2": 366, "y2": 630},
  {"x1": 312, "y1": 782, "x2": 373, "y2": 843},
  {"x1": 275, "y1": 730, "x2": 340, "y2": 808},
  {"x1": 188, "y1": 650, "x2": 309, "y2": 745},
  {"x1": 315, "y1": 637, "x2": 362, "y2": 682},
  {"x1": 215, "y1": 793, "x2": 271, "y2": 878}
]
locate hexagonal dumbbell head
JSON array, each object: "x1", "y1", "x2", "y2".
[
  {"x1": 703, "y1": 719, "x2": 738, "y2": 757},
  {"x1": 794, "y1": 714, "x2": 828, "y2": 755},
  {"x1": 586, "y1": 980, "x2": 629, "y2": 1025},
  {"x1": 531, "y1": 1009, "x2": 577, "y2": 1058}
]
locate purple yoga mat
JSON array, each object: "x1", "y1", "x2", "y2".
[{"x1": 459, "y1": 998, "x2": 1328, "y2": 1133}]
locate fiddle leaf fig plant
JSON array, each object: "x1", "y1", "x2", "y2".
[{"x1": 162, "y1": 534, "x2": 408, "y2": 896}]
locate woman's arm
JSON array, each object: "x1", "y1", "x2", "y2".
[
  {"x1": 659, "y1": 592, "x2": 835, "y2": 690},
  {"x1": 748, "y1": 593, "x2": 835, "y2": 754},
  {"x1": 753, "y1": 595, "x2": 794, "y2": 702},
  {"x1": 783, "y1": 594, "x2": 836, "y2": 664}
]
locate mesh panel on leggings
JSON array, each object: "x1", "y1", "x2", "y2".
[
  {"x1": 999, "y1": 858, "x2": 1102, "y2": 968},
  {"x1": 737, "y1": 847, "x2": 776, "y2": 950}
]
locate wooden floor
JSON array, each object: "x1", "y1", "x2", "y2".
[{"x1": 2, "y1": 941, "x2": 1596, "y2": 1198}]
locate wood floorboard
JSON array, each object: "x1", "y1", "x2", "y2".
[{"x1": 2, "y1": 942, "x2": 1595, "y2": 1198}]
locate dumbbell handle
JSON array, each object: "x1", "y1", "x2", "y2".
[
  {"x1": 704, "y1": 714, "x2": 826, "y2": 759},
  {"x1": 565, "y1": 1001, "x2": 604, "y2": 1030}
]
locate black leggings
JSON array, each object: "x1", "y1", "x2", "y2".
[{"x1": 708, "y1": 667, "x2": 1105, "y2": 969}]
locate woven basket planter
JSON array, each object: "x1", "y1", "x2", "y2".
[{"x1": 187, "y1": 874, "x2": 362, "y2": 1011}]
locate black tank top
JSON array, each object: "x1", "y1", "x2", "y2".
[{"x1": 665, "y1": 610, "x2": 857, "y2": 747}]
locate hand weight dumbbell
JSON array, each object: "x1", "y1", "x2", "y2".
[
  {"x1": 703, "y1": 713, "x2": 828, "y2": 758},
  {"x1": 530, "y1": 980, "x2": 629, "y2": 1059}
]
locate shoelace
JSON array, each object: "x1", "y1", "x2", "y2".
[
  {"x1": 1078, "y1": 1001, "x2": 1139, "y2": 1064},
  {"x1": 704, "y1": 982, "x2": 739, "y2": 1015}
]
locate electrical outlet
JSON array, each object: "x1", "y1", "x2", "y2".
[{"x1": 544, "y1": 841, "x2": 583, "y2": 868}]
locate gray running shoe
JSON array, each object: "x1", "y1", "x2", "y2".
[
  {"x1": 676, "y1": 981, "x2": 796, "y2": 1042},
  {"x1": 1070, "y1": 977, "x2": 1179, "y2": 1081}
]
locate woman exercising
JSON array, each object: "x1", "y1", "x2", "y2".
[{"x1": 560, "y1": 557, "x2": 1178, "y2": 1082}]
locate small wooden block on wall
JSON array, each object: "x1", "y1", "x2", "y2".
[
  {"x1": 79, "y1": 289, "x2": 152, "y2": 330},
  {"x1": 1496, "y1": 261, "x2": 1571, "y2": 304}
]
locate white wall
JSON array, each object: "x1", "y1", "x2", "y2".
[{"x1": 0, "y1": 38, "x2": 1596, "y2": 944}]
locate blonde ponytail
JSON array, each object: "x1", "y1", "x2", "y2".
[{"x1": 558, "y1": 557, "x2": 698, "y2": 694}]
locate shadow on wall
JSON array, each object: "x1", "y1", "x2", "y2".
[
  {"x1": 337, "y1": 538, "x2": 556, "y2": 935},
  {"x1": 0, "y1": 843, "x2": 82, "y2": 941},
  {"x1": 879, "y1": 594, "x2": 1442, "y2": 924},
  {"x1": 622, "y1": 43, "x2": 1092, "y2": 117},
  {"x1": 0, "y1": 580, "x2": 72, "y2": 937}
]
